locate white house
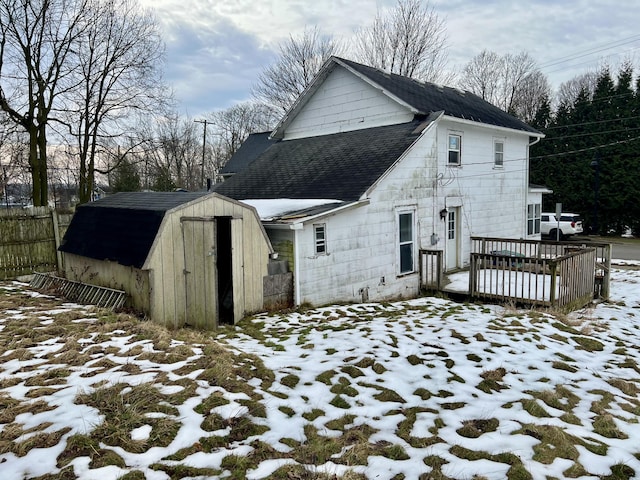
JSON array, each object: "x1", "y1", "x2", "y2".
[{"x1": 216, "y1": 57, "x2": 546, "y2": 307}]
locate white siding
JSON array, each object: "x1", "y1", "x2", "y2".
[
  {"x1": 435, "y1": 118, "x2": 531, "y2": 267},
  {"x1": 293, "y1": 129, "x2": 439, "y2": 305},
  {"x1": 284, "y1": 66, "x2": 413, "y2": 140},
  {"x1": 290, "y1": 118, "x2": 535, "y2": 305}
]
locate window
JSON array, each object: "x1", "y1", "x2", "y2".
[
  {"x1": 398, "y1": 212, "x2": 414, "y2": 273},
  {"x1": 527, "y1": 204, "x2": 541, "y2": 235},
  {"x1": 448, "y1": 211, "x2": 456, "y2": 240},
  {"x1": 314, "y1": 224, "x2": 326, "y2": 254},
  {"x1": 494, "y1": 140, "x2": 504, "y2": 167},
  {"x1": 448, "y1": 134, "x2": 461, "y2": 165}
]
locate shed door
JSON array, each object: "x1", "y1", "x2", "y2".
[
  {"x1": 216, "y1": 217, "x2": 234, "y2": 324},
  {"x1": 182, "y1": 218, "x2": 216, "y2": 329},
  {"x1": 231, "y1": 218, "x2": 244, "y2": 323}
]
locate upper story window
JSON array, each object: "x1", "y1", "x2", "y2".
[
  {"x1": 448, "y1": 134, "x2": 461, "y2": 165},
  {"x1": 494, "y1": 140, "x2": 504, "y2": 167},
  {"x1": 314, "y1": 224, "x2": 326, "y2": 255}
]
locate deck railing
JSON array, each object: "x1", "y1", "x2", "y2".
[
  {"x1": 419, "y1": 249, "x2": 443, "y2": 291},
  {"x1": 469, "y1": 236, "x2": 609, "y2": 310}
]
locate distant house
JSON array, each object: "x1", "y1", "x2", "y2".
[
  {"x1": 59, "y1": 192, "x2": 273, "y2": 329},
  {"x1": 215, "y1": 56, "x2": 546, "y2": 307}
]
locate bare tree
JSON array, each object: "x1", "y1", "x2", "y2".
[
  {"x1": 511, "y1": 70, "x2": 551, "y2": 124},
  {"x1": 142, "y1": 114, "x2": 202, "y2": 191},
  {"x1": 353, "y1": 0, "x2": 450, "y2": 83},
  {"x1": 459, "y1": 50, "x2": 502, "y2": 102},
  {"x1": 459, "y1": 50, "x2": 550, "y2": 123},
  {"x1": 209, "y1": 101, "x2": 275, "y2": 172},
  {"x1": 64, "y1": 0, "x2": 166, "y2": 204},
  {"x1": 0, "y1": 0, "x2": 90, "y2": 205},
  {"x1": 252, "y1": 26, "x2": 342, "y2": 115},
  {"x1": 556, "y1": 71, "x2": 599, "y2": 107}
]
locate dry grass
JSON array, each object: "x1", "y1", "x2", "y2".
[{"x1": 1, "y1": 282, "x2": 639, "y2": 479}]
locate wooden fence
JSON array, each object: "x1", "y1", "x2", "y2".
[{"x1": 0, "y1": 207, "x2": 73, "y2": 280}]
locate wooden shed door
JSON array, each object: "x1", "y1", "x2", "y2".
[
  {"x1": 216, "y1": 217, "x2": 234, "y2": 324},
  {"x1": 181, "y1": 216, "x2": 244, "y2": 328},
  {"x1": 182, "y1": 218, "x2": 216, "y2": 329}
]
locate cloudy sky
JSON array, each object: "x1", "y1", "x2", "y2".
[{"x1": 139, "y1": 0, "x2": 640, "y2": 116}]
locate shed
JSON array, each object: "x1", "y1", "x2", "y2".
[{"x1": 59, "y1": 191, "x2": 273, "y2": 329}]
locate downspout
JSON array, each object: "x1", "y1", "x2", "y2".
[{"x1": 293, "y1": 226, "x2": 302, "y2": 306}]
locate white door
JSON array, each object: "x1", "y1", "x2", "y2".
[{"x1": 446, "y1": 208, "x2": 460, "y2": 271}]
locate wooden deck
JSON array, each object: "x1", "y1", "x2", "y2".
[{"x1": 420, "y1": 237, "x2": 611, "y2": 311}]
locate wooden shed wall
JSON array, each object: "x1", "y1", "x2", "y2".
[
  {"x1": 63, "y1": 252, "x2": 150, "y2": 312},
  {"x1": 144, "y1": 195, "x2": 271, "y2": 329}
]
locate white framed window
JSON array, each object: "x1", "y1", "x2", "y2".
[
  {"x1": 398, "y1": 211, "x2": 415, "y2": 274},
  {"x1": 314, "y1": 224, "x2": 326, "y2": 255},
  {"x1": 494, "y1": 140, "x2": 504, "y2": 167},
  {"x1": 527, "y1": 204, "x2": 541, "y2": 235},
  {"x1": 448, "y1": 133, "x2": 461, "y2": 165}
]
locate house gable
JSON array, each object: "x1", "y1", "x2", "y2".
[
  {"x1": 272, "y1": 57, "x2": 542, "y2": 142},
  {"x1": 282, "y1": 65, "x2": 414, "y2": 140}
]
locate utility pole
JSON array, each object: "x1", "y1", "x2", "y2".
[
  {"x1": 2, "y1": 165, "x2": 9, "y2": 208},
  {"x1": 194, "y1": 119, "x2": 210, "y2": 189},
  {"x1": 591, "y1": 152, "x2": 601, "y2": 235}
]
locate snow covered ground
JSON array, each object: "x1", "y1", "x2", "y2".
[{"x1": 0, "y1": 261, "x2": 639, "y2": 479}]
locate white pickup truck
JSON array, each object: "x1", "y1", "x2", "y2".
[{"x1": 540, "y1": 213, "x2": 584, "y2": 240}]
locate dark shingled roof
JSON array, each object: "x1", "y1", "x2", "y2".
[
  {"x1": 220, "y1": 132, "x2": 276, "y2": 177},
  {"x1": 336, "y1": 57, "x2": 541, "y2": 135},
  {"x1": 214, "y1": 120, "x2": 423, "y2": 201},
  {"x1": 59, "y1": 192, "x2": 207, "y2": 269}
]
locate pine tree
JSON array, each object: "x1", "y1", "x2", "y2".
[{"x1": 111, "y1": 157, "x2": 141, "y2": 193}]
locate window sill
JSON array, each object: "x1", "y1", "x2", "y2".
[
  {"x1": 308, "y1": 253, "x2": 330, "y2": 259},
  {"x1": 397, "y1": 271, "x2": 418, "y2": 278}
]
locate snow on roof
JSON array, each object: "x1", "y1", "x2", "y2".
[{"x1": 241, "y1": 198, "x2": 343, "y2": 221}]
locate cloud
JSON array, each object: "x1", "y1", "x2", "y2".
[
  {"x1": 142, "y1": 0, "x2": 640, "y2": 112},
  {"x1": 149, "y1": 6, "x2": 276, "y2": 114}
]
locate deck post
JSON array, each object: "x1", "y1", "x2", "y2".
[
  {"x1": 549, "y1": 261, "x2": 557, "y2": 307},
  {"x1": 602, "y1": 244, "x2": 611, "y2": 299}
]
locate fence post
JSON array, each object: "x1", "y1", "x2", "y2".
[
  {"x1": 602, "y1": 244, "x2": 611, "y2": 300},
  {"x1": 469, "y1": 254, "x2": 476, "y2": 298},
  {"x1": 549, "y1": 261, "x2": 557, "y2": 307},
  {"x1": 51, "y1": 209, "x2": 63, "y2": 273}
]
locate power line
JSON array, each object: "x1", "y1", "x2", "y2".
[
  {"x1": 543, "y1": 114, "x2": 640, "y2": 131},
  {"x1": 538, "y1": 34, "x2": 640, "y2": 73}
]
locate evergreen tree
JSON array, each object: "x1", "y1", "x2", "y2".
[
  {"x1": 531, "y1": 63, "x2": 640, "y2": 236},
  {"x1": 111, "y1": 157, "x2": 141, "y2": 193}
]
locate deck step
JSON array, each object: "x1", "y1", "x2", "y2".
[{"x1": 30, "y1": 272, "x2": 127, "y2": 310}]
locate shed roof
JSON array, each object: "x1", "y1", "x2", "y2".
[
  {"x1": 214, "y1": 120, "x2": 423, "y2": 201},
  {"x1": 59, "y1": 192, "x2": 207, "y2": 269}
]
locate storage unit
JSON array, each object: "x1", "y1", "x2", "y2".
[{"x1": 59, "y1": 192, "x2": 272, "y2": 329}]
